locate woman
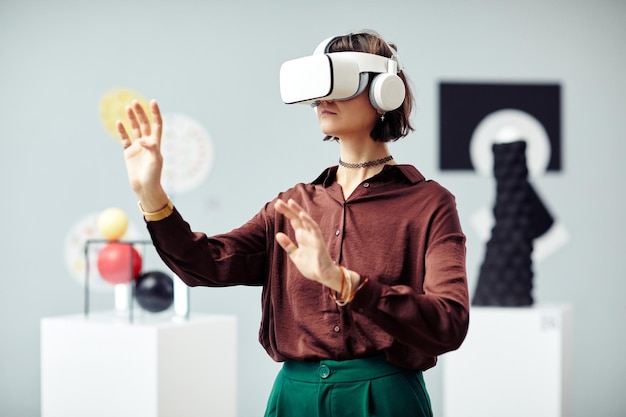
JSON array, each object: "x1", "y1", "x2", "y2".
[{"x1": 117, "y1": 30, "x2": 469, "y2": 417}]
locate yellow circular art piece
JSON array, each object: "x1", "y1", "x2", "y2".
[{"x1": 99, "y1": 88, "x2": 152, "y2": 140}]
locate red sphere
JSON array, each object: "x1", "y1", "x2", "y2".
[{"x1": 96, "y1": 242, "x2": 142, "y2": 284}]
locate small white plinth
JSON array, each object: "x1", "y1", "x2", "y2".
[
  {"x1": 443, "y1": 305, "x2": 572, "y2": 417},
  {"x1": 41, "y1": 312, "x2": 237, "y2": 417}
]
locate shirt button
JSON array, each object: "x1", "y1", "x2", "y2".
[
  {"x1": 319, "y1": 364, "x2": 331, "y2": 379},
  {"x1": 363, "y1": 182, "x2": 370, "y2": 188},
  {"x1": 333, "y1": 325, "x2": 340, "y2": 333},
  {"x1": 358, "y1": 307, "x2": 364, "y2": 314},
  {"x1": 335, "y1": 230, "x2": 340, "y2": 236}
]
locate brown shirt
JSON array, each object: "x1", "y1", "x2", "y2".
[{"x1": 147, "y1": 164, "x2": 469, "y2": 370}]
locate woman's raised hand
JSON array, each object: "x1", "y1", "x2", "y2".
[
  {"x1": 116, "y1": 100, "x2": 169, "y2": 211},
  {"x1": 275, "y1": 198, "x2": 343, "y2": 292}
]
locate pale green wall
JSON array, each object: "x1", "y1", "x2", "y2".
[{"x1": 1, "y1": 0, "x2": 625, "y2": 416}]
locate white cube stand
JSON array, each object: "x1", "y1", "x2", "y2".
[
  {"x1": 443, "y1": 305, "x2": 572, "y2": 417},
  {"x1": 41, "y1": 312, "x2": 237, "y2": 417}
]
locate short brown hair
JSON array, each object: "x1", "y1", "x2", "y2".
[{"x1": 323, "y1": 30, "x2": 415, "y2": 142}]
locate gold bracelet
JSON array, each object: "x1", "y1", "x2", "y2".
[
  {"x1": 137, "y1": 199, "x2": 174, "y2": 221},
  {"x1": 329, "y1": 268, "x2": 369, "y2": 307},
  {"x1": 329, "y1": 267, "x2": 353, "y2": 306}
]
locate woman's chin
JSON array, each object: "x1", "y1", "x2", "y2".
[{"x1": 319, "y1": 124, "x2": 338, "y2": 137}]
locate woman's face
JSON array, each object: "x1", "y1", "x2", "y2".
[{"x1": 316, "y1": 90, "x2": 379, "y2": 141}]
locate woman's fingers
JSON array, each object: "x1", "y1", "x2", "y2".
[
  {"x1": 296, "y1": 208, "x2": 318, "y2": 232},
  {"x1": 116, "y1": 120, "x2": 132, "y2": 149},
  {"x1": 275, "y1": 199, "x2": 308, "y2": 252},
  {"x1": 276, "y1": 199, "x2": 322, "y2": 235},
  {"x1": 121, "y1": 99, "x2": 161, "y2": 142},
  {"x1": 276, "y1": 199, "x2": 307, "y2": 223},
  {"x1": 274, "y1": 199, "x2": 302, "y2": 227},
  {"x1": 276, "y1": 232, "x2": 298, "y2": 255},
  {"x1": 286, "y1": 199, "x2": 321, "y2": 236},
  {"x1": 275, "y1": 199, "x2": 335, "y2": 284},
  {"x1": 149, "y1": 100, "x2": 163, "y2": 147},
  {"x1": 274, "y1": 199, "x2": 295, "y2": 217},
  {"x1": 275, "y1": 198, "x2": 326, "y2": 254},
  {"x1": 126, "y1": 103, "x2": 142, "y2": 139},
  {"x1": 132, "y1": 100, "x2": 152, "y2": 137},
  {"x1": 286, "y1": 198, "x2": 304, "y2": 213}
]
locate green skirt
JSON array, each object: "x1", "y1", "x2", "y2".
[{"x1": 264, "y1": 355, "x2": 432, "y2": 417}]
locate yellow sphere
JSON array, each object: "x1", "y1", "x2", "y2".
[{"x1": 97, "y1": 207, "x2": 129, "y2": 241}]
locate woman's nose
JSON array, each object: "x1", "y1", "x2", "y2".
[{"x1": 317, "y1": 99, "x2": 334, "y2": 106}]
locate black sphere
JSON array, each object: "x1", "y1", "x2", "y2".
[{"x1": 135, "y1": 270, "x2": 174, "y2": 313}]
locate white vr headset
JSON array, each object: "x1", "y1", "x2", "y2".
[{"x1": 279, "y1": 36, "x2": 406, "y2": 112}]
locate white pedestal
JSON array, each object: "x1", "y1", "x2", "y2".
[
  {"x1": 41, "y1": 312, "x2": 237, "y2": 417},
  {"x1": 443, "y1": 305, "x2": 572, "y2": 417}
]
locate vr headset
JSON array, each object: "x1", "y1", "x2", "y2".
[{"x1": 279, "y1": 36, "x2": 406, "y2": 112}]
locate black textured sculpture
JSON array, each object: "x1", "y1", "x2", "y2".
[{"x1": 472, "y1": 140, "x2": 554, "y2": 306}]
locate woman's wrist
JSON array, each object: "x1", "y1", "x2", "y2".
[
  {"x1": 138, "y1": 198, "x2": 173, "y2": 221},
  {"x1": 326, "y1": 266, "x2": 360, "y2": 293},
  {"x1": 135, "y1": 187, "x2": 173, "y2": 221},
  {"x1": 327, "y1": 265, "x2": 345, "y2": 293},
  {"x1": 135, "y1": 187, "x2": 169, "y2": 213}
]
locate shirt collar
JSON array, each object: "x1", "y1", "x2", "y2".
[{"x1": 312, "y1": 164, "x2": 426, "y2": 187}]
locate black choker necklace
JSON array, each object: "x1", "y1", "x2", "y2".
[{"x1": 338, "y1": 155, "x2": 393, "y2": 169}]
